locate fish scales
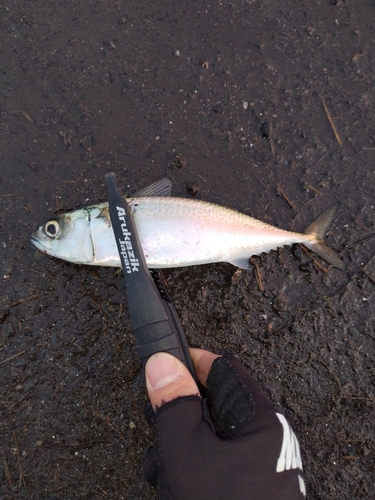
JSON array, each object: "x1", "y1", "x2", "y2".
[{"x1": 130, "y1": 197, "x2": 304, "y2": 268}]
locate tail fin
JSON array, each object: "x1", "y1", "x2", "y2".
[{"x1": 303, "y1": 203, "x2": 345, "y2": 271}]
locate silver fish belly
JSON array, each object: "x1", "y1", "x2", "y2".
[{"x1": 31, "y1": 197, "x2": 344, "y2": 270}]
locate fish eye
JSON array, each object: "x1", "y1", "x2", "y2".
[{"x1": 44, "y1": 220, "x2": 61, "y2": 238}]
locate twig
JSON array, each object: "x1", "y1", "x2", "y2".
[
  {"x1": 21, "y1": 110, "x2": 34, "y2": 123},
  {"x1": 356, "y1": 481, "x2": 368, "y2": 499},
  {"x1": 301, "y1": 273, "x2": 356, "y2": 318},
  {"x1": 362, "y1": 250, "x2": 375, "y2": 272},
  {"x1": 92, "y1": 411, "x2": 121, "y2": 434},
  {"x1": 340, "y1": 395, "x2": 375, "y2": 402},
  {"x1": 13, "y1": 431, "x2": 27, "y2": 489},
  {"x1": 305, "y1": 184, "x2": 322, "y2": 196},
  {"x1": 270, "y1": 137, "x2": 275, "y2": 158},
  {"x1": 2, "y1": 294, "x2": 39, "y2": 308},
  {"x1": 276, "y1": 183, "x2": 295, "y2": 209},
  {"x1": 270, "y1": 323, "x2": 293, "y2": 336},
  {"x1": 0, "y1": 351, "x2": 26, "y2": 366},
  {"x1": 361, "y1": 250, "x2": 375, "y2": 286},
  {"x1": 269, "y1": 123, "x2": 275, "y2": 158},
  {"x1": 348, "y1": 233, "x2": 375, "y2": 250},
  {"x1": 28, "y1": 268, "x2": 45, "y2": 276},
  {"x1": 0, "y1": 127, "x2": 19, "y2": 133},
  {"x1": 3, "y1": 458, "x2": 13, "y2": 487},
  {"x1": 7, "y1": 390, "x2": 37, "y2": 412},
  {"x1": 331, "y1": 280, "x2": 352, "y2": 302},
  {"x1": 300, "y1": 245, "x2": 328, "y2": 273},
  {"x1": 181, "y1": 165, "x2": 211, "y2": 190},
  {"x1": 321, "y1": 96, "x2": 342, "y2": 145},
  {"x1": 250, "y1": 257, "x2": 263, "y2": 291},
  {"x1": 10, "y1": 110, "x2": 35, "y2": 124}
]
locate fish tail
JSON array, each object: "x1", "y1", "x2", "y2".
[{"x1": 303, "y1": 203, "x2": 345, "y2": 270}]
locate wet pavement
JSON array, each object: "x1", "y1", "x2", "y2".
[{"x1": 1, "y1": 1, "x2": 375, "y2": 498}]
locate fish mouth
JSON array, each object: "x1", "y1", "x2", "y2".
[{"x1": 30, "y1": 235, "x2": 52, "y2": 252}]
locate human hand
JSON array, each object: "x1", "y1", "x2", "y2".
[
  {"x1": 144, "y1": 349, "x2": 306, "y2": 500},
  {"x1": 145, "y1": 348, "x2": 219, "y2": 411}
]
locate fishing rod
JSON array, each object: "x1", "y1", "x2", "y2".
[{"x1": 105, "y1": 172, "x2": 196, "y2": 378}]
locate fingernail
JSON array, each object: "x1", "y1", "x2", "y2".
[{"x1": 146, "y1": 352, "x2": 182, "y2": 390}]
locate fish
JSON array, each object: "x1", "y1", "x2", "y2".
[{"x1": 31, "y1": 178, "x2": 344, "y2": 271}]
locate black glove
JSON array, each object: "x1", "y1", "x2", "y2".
[{"x1": 144, "y1": 355, "x2": 306, "y2": 500}]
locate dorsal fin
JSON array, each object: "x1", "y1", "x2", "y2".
[
  {"x1": 133, "y1": 177, "x2": 172, "y2": 197},
  {"x1": 96, "y1": 178, "x2": 173, "y2": 223}
]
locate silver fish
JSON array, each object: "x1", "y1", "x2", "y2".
[{"x1": 31, "y1": 179, "x2": 344, "y2": 271}]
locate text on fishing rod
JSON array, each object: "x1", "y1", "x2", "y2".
[{"x1": 116, "y1": 206, "x2": 140, "y2": 273}]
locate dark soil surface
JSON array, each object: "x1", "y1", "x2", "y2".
[{"x1": 1, "y1": 1, "x2": 375, "y2": 499}]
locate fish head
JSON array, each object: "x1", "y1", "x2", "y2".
[{"x1": 31, "y1": 209, "x2": 95, "y2": 264}]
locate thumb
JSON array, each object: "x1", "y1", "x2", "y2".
[{"x1": 145, "y1": 352, "x2": 201, "y2": 412}]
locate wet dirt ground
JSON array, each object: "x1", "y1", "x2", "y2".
[{"x1": 1, "y1": 1, "x2": 375, "y2": 498}]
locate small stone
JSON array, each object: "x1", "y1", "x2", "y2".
[
  {"x1": 168, "y1": 155, "x2": 185, "y2": 170},
  {"x1": 186, "y1": 183, "x2": 199, "y2": 196}
]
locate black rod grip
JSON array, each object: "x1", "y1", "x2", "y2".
[{"x1": 105, "y1": 172, "x2": 195, "y2": 376}]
